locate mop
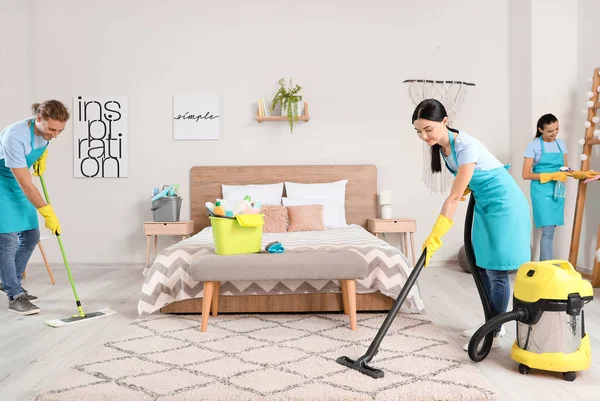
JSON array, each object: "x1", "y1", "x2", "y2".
[{"x1": 39, "y1": 175, "x2": 117, "y2": 327}]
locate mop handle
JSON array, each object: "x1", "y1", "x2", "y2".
[
  {"x1": 40, "y1": 174, "x2": 51, "y2": 204},
  {"x1": 39, "y1": 175, "x2": 85, "y2": 317}
]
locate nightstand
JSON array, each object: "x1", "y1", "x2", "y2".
[
  {"x1": 367, "y1": 218, "x2": 417, "y2": 264},
  {"x1": 143, "y1": 220, "x2": 194, "y2": 264}
]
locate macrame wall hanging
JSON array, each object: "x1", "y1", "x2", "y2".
[{"x1": 404, "y1": 46, "x2": 475, "y2": 194}]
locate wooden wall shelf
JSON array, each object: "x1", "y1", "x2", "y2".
[{"x1": 256, "y1": 101, "x2": 310, "y2": 122}]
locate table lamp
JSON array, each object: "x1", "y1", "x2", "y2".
[{"x1": 379, "y1": 190, "x2": 393, "y2": 219}]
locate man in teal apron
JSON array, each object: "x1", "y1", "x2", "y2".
[
  {"x1": 522, "y1": 114, "x2": 568, "y2": 261},
  {"x1": 0, "y1": 100, "x2": 69, "y2": 315},
  {"x1": 413, "y1": 99, "x2": 531, "y2": 351}
]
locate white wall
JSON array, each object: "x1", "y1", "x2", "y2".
[
  {"x1": 531, "y1": 0, "x2": 579, "y2": 262},
  {"x1": 509, "y1": 0, "x2": 533, "y2": 237},
  {"x1": 0, "y1": 1, "x2": 29, "y2": 129},
  {"x1": 5, "y1": 0, "x2": 512, "y2": 265},
  {"x1": 509, "y1": 0, "x2": 579, "y2": 263},
  {"x1": 576, "y1": 0, "x2": 600, "y2": 271}
]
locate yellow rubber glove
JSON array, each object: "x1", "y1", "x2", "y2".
[
  {"x1": 460, "y1": 187, "x2": 471, "y2": 202},
  {"x1": 37, "y1": 204, "x2": 61, "y2": 235},
  {"x1": 539, "y1": 172, "x2": 568, "y2": 184},
  {"x1": 32, "y1": 148, "x2": 48, "y2": 177},
  {"x1": 421, "y1": 214, "x2": 454, "y2": 267},
  {"x1": 569, "y1": 170, "x2": 587, "y2": 180}
]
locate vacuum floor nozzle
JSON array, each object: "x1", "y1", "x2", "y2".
[{"x1": 335, "y1": 356, "x2": 384, "y2": 379}]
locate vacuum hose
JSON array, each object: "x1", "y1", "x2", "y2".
[
  {"x1": 463, "y1": 194, "x2": 495, "y2": 361},
  {"x1": 468, "y1": 308, "x2": 528, "y2": 361},
  {"x1": 464, "y1": 194, "x2": 528, "y2": 362}
]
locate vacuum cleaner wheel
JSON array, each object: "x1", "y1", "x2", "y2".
[
  {"x1": 518, "y1": 364, "x2": 577, "y2": 381},
  {"x1": 518, "y1": 364, "x2": 530, "y2": 375}
]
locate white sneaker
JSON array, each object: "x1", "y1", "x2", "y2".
[
  {"x1": 461, "y1": 323, "x2": 505, "y2": 338},
  {"x1": 463, "y1": 335, "x2": 502, "y2": 352}
]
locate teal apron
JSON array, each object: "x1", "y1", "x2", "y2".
[
  {"x1": 530, "y1": 137, "x2": 564, "y2": 228},
  {"x1": 443, "y1": 131, "x2": 531, "y2": 271},
  {"x1": 0, "y1": 120, "x2": 48, "y2": 234}
]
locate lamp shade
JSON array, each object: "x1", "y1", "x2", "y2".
[{"x1": 379, "y1": 190, "x2": 392, "y2": 205}]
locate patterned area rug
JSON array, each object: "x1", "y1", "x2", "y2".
[{"x1": 34, "y1": 313, "x2": 498, "y2": 401}]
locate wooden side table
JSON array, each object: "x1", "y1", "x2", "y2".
[
  {"x1": 143, "y1": 220, "x2": 194, "y2": 265},
  {"x1": 367, "y1": 218, "x2": 417, "y2": 264}
]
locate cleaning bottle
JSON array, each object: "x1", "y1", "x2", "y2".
[
  {"x1": 233, "y1": 195, "x2": 252, "y2": 215},
  {"x1": 554, "y1": 167, "x2": 569, "y2": 199},
  {"x1": 213, "y1": 201, "x2": 226, "y2": 216},
  {"x1": 553, "y1": 181, "x2": 566, "y2": 199}
]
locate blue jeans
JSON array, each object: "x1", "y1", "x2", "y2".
[
  {"x1": 478, "y1": 267, "x2": 510, "y2": 336},
  {"x1": 0, "y1": 229, "x2": 40, "y2": 299},
  {"x1": 540, "y1": 225, "x2": 555, "y2": 261}
]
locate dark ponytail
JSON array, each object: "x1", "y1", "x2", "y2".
[
  {"x1": 412, "y1": 99, "x2": 458, "y2": 173},
  {"x1": 535, "y1": 113, "x2": 557, "y2": 138}
]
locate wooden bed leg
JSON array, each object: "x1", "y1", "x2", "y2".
[
  {"x1": 340, "y1": 279, "x2": 349, "y2": 315},
  {"x1": 211, "y1": 281, "x2": 220, "y2": 317},
  {"x1": 201, "y1": 282, "x2": 214, "y2": 332},
  {"x1": 346, "y1": 280, "x2": 357, "y2": 330},
  {"x1": 410, "y1": 232, "x2": 416, "y2": 266}
]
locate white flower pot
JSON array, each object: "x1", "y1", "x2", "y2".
[{"x1": 280, "y1": 101, "x2": 304, "y2": 117}]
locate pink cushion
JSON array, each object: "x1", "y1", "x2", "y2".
[
  {"x1": 261, "y1": 205, "x2": 289, "y2": 233},
  {"x1": 287, "y1": 204, "x2": 326, "y2": 232}
]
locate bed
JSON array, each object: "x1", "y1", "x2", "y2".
[{"x1": 137, "y1": 164, "x2": 425, "y2": 317}]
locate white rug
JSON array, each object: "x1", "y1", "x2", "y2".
[{"x1": 34, "y1": 313, "x2": 498, "y2": 401}]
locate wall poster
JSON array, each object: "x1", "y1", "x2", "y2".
[{"x1": 73, "y1": 96, "x2": 128, "y2": 178}]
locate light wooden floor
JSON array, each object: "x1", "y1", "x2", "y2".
[{"x1": 1, "y1": 264, "x2": 599, "y2": 401}]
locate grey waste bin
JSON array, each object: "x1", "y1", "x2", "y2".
[{"x1": 151, "y1": 196, "x2": 182, "y2": 222}]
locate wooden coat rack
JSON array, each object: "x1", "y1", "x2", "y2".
[{"x1": 569, "y1": 67, "x2": 600, "y2": 287}]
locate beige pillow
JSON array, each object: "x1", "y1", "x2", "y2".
[
  {"x1": 287, "y1": 204, "x2": 326, "y2": 232},
  {"x1": 261, "y1": 205, "x2": 289, "y2": 233}
]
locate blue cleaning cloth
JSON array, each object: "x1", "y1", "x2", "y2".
[{"x1": 265, "y1": 241, "x2": 284, "y2": 253}]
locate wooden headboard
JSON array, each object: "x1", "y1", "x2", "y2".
[{"x1": 190, "y1": 165, "x2": 378, "y2": 233}]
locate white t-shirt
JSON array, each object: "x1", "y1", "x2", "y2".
[
  {"x1": 442, "y1": 131, "x2": 504, "y2": 172},
  {"x1": 523, "y1": 138, "x2": 567, "y2": 166}
]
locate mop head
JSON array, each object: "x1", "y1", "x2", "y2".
[{"x1": 44, "y1": 307, "x2": 117, "y2": 328}]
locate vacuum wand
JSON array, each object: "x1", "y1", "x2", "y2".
[{"x1": 335, "y1": 248, "x2": 427, "y2": 379}]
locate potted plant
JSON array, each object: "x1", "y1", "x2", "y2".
[{"x1": 271, "y1": 78, "x2": 304, "y2": 133}]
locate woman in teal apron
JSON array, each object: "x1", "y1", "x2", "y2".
[
  {"x1": 522, "y1": 114, "x2": 568, "y2": 261},
  {"x1": 412, "y1": 99, "x2": 531, "y2": 350},
  {"x1": 0, "y1": 100, "x2": 68, "y2": 315}
]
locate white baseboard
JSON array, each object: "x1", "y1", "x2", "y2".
[
  {"x1": 576, "y1": 265, "x2": 592, "y2": 275},
  {"x1": 426, "y1": 259, "x2": 459, "y2": 268},
  {"x1": 27, "y1": 262, "x2": 145, "y2": 269}
]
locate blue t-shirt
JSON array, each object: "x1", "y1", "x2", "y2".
[
  {"x1": 0, "y1": 118, "x2": 48, "y2": 168},
  {"x1": 523, "y1": 138, "x2": 567, "y2": 166},
  {"x1": 442, "y1": 131, "x2": 504, "y2": 172}
]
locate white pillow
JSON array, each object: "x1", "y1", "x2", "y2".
[
  {"x1": 284, "y1": 180, "x2": 348, "y2": 226},
  {"x1": 285, "y1": 180, "x2": 348, "y2": 202},
  {"x1": 221, "y1": 183, "x2": 283, "y2": 206},
  {"x1": 282, "y1": 197, "x2": 345, "y2": 228}
]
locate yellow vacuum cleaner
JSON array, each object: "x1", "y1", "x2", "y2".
[{"x1": 468, "y1": 259, "x2": 593, "y2": 381}]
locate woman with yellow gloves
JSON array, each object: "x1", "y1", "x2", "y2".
[
  {"x1": 0, "y1": 100, "x2": 68, "y2": 316},
  {"x1": 413, "y1": 99, "x2": 531, "y2": 351},
  {"x1": 522, "y1": 114, "x2": 568, "y2": 261}
]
